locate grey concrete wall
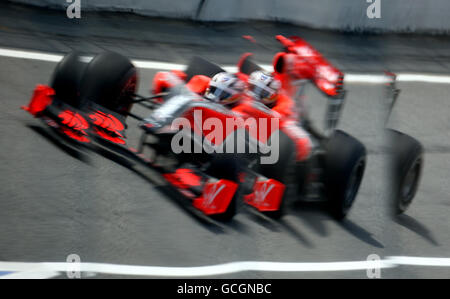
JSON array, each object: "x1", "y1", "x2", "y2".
[
  {"x1": 9, "y1": 0, "x2": 202, "y2": 18},
  {"x1": 9, "y1": 0, "x2": 450, "y2": 32},
  {"x1": 197, "y1": 0, "x2": 450, "y2": 32}
]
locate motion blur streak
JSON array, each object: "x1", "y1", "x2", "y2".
[
  {"x1": 1, "y1": 256, "x2": 450, "y2": 278},
  {"x1": 2, "y1": 47, "x2": 450, "y2": 84}
]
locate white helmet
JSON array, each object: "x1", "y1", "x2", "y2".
[
  {"x1": 248, "y1": 70, "x2": 281, "y2": 106},
  {"x1": 204, "y1": 72, "x2": 245, "y2": 105}
]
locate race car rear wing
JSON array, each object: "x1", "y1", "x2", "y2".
[
  {"x1": 275, "y1": 35, "x2": 344, "y2": 98},
  {"x1": 274, "y1": 35, "x2": 346, "y2": 134}
]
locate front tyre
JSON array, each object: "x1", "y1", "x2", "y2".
[
  {"x1": 81, "y1": 51, "x2": 138, "y2": 116},
  {"x1": 50, "y1": 51, "x2": 86, "y2": 108}
]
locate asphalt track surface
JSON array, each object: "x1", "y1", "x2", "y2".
[{"x1": 0, "y1": 2, "x2": 449, "y2": 278}]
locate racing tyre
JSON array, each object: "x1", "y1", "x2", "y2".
[
  {"x1": 388, "y1": 129, "x2": 424, "y2": 214},
  {"x1": 81, "y1": 51, "x2": 138, "y2": 115},
  {"x1": 50, "y1": 51, "x2": 86, "y2": 108},
  {"x1": 323, "y1": 130, "x2": 366, "y2": 220}
]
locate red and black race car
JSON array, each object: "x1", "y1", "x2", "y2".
[
  {"x1": 234, "y1": 35, "x2": 367, "y2": 219},
  {"x1": 22, "y1": 35, "x2": 368, "y2": 221}
]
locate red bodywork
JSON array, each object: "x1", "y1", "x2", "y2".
[
  {"x1": 21, "y1": 84, "x2": 54, "y2": 117},
  {"x1": 168, "y1": 98, "x2": 287, "y2": 214},
  {"x1": 58, "y1": 110, "x2": 90, "y2": 143},
  {"x1": 193, "y1": 179, "x2": 238, "y2": 215},
  {"x1": 244, "y1": 179, "x2": 285, "y2": 212},
  {"x1": 232, "y1": 97, "x2": 310, "y2": 161},
  {"x1": 22, "y1": 85, "x2": 91, "y2": 143},
  {"x1": 22, "y1": 85, "x2": 239, "y2": 217},
  {"x1": 185, "y1": 99, "x2": 289, "y2": 212},
  {"x1": 232, "y1": 35, "x2": 343, "y2": 212},
  {"x1": 274, "y1": 35, "x2": 344, "y2": 98},
  {"x1": 163, "y1": 168, "x2": 202, "y2": 189},
  {"x1": 164, "y1": 168, "x2": 238, "y2": 216},
  {"x1": 152, "y1": 71, "x2": 210, "y2": 98},
  {"x1": 23, "y1": 36, "x2": 340, "y2": 217},
  {"x1": 23, "y1": 85, "x2": 128, "y2": 145},
  {"x1": 88, "y1": 110, "x2": 126, "y2": 145}
]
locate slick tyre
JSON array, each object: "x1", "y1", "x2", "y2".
[
  {"x1": 50, "y1": 51, "x2": 86, "y2": 108},
  {"x1": 388, "y1": 129, "x2": 424, "y2": 214},
  {"x1": 323, "y1": 130, "x2": 366, "y2": 220},
  {"x1": 81, "y1": 51, "x2": 138, "y2": 115}
]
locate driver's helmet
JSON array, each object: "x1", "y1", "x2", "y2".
[
  {"x1": 247, "y1": 70, "x2": 281, "y2": 107},
  {"x1": 204, "y1": 72, "x2": 245, "y2": 105}
]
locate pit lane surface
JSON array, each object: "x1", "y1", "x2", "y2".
[{"x1": 0, "y1": 2, "x2": 449, "y2": 279}]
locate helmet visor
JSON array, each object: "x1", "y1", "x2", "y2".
[
  {"x1": 205, "y1": 85, "x2": 234, "y2": 102},
  {"x1": 249, "y1": 82, "x2": 275, "y2": 101}
]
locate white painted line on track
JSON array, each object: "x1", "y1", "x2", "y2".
[
  {"x1": 0, "y1": 256, "x2": 449, "y2": 278},
  {"x1": 344, "y1": 74, "x2": 388, "y2": 84},
  {"x1": 0, "y1": 271, "x2": 60, "y2": 279},
  {"x1": 397, "y1": 73, "x2": 450, "y2": 84},
  {"x1": 0, "y1": 48, "x2": 63, "y2": 62},
  {"x1": 2, "y1": 47, "x2": 450, "y2": 85},
  {"x1": 0, "y1": 260, "x2": 392, "y2": 278},
  {"x1": 132, "y1": 59, "x2": 186, "y2": 71},
  {"x1": 387, "y1": 256, "x2": 450, "y2": 267}
]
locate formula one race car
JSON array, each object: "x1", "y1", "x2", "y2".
[
  {"x1": 22, "y1": 35, "x2": 367, "y2": 221},
  {"x1": 233, "y1": 35, "x2": 367, "y2": 219},
  {"x1": 22, "y1": 51, "x2": 244, "y2": 220}
]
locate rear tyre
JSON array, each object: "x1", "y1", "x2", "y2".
[
  {"x1": 323, "y1": 130, "x2": 366, "y2": 220},
  {"x1": 81, "y1": 51, "x2": 138, "y2": 115},
  {"x1": 388, "y1": 129, "x2": 424, "y2": 214},
  {"x1": 50, "y1": 51, "x2": 86, "y2": 108}
]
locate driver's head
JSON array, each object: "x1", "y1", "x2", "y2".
[
  {"x1": 247, "y1": 70, "x2": 281, "y2": 107},
  {"x1": 204, "y1": 72, "x2": 245, "y2": 106}
]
